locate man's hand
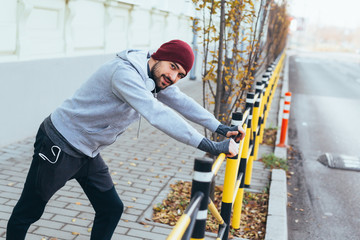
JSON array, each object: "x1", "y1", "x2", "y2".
[
  {"x1": 225, "y1": 125, "x2": 246, "y2": 143},
  {"x1": 226, "y1": 138, "x2": 239, "y2": 157},
  {"x1": 198, "y1": 125, "x2": 246, "y2": 157}
]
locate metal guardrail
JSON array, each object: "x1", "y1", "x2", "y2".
[{"x1": 167, "y1": 52, "x2": 286, "y2": 240}]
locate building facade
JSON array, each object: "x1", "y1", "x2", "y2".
[{"x1": 0, "y1": 0, "x2": 197, "y2": 146}]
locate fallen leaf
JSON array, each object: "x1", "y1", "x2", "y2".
[{"x1": 72, "y1": 232, "x2": 80, "y2": 235}]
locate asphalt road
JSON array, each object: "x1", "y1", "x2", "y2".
[{"x1": 286, "y1": 51, "x2": 360, "y2": 240}]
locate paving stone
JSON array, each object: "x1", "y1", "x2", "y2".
[
  {"x1": 61, "y1": 224, "x2": 92, "y2": 236},
  {"x1": 121, "y1": 213, "x2": 140, "y2": 222},
  {"x1": 112, "y1": 232, "x2": 139, "y2": 240},
  {"x1": 151, "y1": 226, "x2": 172, "y2": 235},
  {"x1": 45, "y1": 206, "x2": 79, "y2": 217},
  {"x1": 124, "y1": 207, "x2": 143, "y2": 216},
  {"x1": 33, "y1": 227, "x2": 75, "y2": 240},
  {"x1": 127, "y1": 229, "x2": 166, "y2": 240},
  {"x1": 51, "y1": 214, "x2": 92, "y2": 227},
  {"x1": 33, "y1": 219, "x2": 65, "y2": 230}
]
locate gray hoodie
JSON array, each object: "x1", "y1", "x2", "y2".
[{"x1": 51, "y1": 50, "x2": 221, "y2": 157}]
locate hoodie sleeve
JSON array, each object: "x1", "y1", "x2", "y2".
[
  {"x1": 111, "y1": 63, "x2": 204, "y2": 148},
  {"x1": 157, "y1": 85, "x2": 221, "y2": 132}
]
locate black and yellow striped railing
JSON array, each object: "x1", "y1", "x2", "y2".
[{"x1": 167, "y1": 52, "x2": 286, "y2": 240}]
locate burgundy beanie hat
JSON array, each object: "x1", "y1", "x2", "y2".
[{"x1": 151, "y1": 40, "x2": 194, "y2": 74}]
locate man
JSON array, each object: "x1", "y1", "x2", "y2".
[{"x1": 7, "y1": 39, "x2": 245, "y2": 239}]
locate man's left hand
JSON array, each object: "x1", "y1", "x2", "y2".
[{"x1": 225, "y1": 125, "x2": 246, "y2": 142}]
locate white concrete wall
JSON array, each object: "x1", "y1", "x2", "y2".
[{"x1": 0, "y1": 0, "x2": 197, "y2": 146}]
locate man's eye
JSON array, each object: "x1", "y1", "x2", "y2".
[{"x1": 171, "y1": 64, "x2": 175, "y2": 69}]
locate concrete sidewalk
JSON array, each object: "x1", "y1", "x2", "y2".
[{"x1": 0, "y1": 70, "x2": 287, "y2": 239}]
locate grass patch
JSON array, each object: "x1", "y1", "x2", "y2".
[{"x1": 261, "y1": 153, "x2": 288, "y2": 171}]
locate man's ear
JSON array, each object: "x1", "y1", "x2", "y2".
[{"x1": 148, "y1": 57, "x2": 158, "y2": 70}]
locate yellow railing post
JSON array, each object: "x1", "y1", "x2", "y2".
[
  {"x1": 261, "y1": 65, "x2": 275, "y2": 138},
  {"x1": 232, "y1": 93, "x2": 254, "y2": 229},
  {"x1": 219, "y1": 111, "x2": 246, "y2": 240},
  {"x1": 259, "y1": 72, "x2": 270, "y2": 144},
  {"x1": 244, "y1": 82, "x2": 263, "y2": 188},
  {"x1": 220, "y1": 156, "x2": 239, "y2": 240},
  {"x1": 250, "y1": 82, "x2": 265, "y2": 165}
]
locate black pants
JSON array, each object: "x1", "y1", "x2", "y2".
[{"x1": 7, "y1": 125, "x2": 123, "y2": 240}]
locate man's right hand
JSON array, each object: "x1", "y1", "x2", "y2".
[
  {"x1": 215, "y1": 124, "x2": 246, "y2": 143},
  {"x1": 227, "y1": 138, "x2": 239, "y2": 157}
]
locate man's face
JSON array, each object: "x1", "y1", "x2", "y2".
[{"x1": 151, "y1": 61, "x2": 186, "y2": 90}]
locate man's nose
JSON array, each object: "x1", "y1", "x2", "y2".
[{"x1": 170, "y1": 71, "x2": 178, "y2": 82}]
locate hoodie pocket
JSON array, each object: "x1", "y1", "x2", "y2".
[
  {"x1": 80, "y1": 125, "x2": 118, "y2": 151},
  {"x1": 82, "y1": 125, "x2": 112, "y2": 134}
]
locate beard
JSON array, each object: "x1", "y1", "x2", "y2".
[{"x1": 150, "y1": 61, "x2": 168, "y2": 92}]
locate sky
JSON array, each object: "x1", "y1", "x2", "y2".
[{"x1": 288, "y1": 0, "x2": 360, "y2": 29}]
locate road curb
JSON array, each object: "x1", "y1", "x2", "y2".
[
  {"x1": 265, "y1": 169, "x2": 288, "y2": 240},
  {"x1": 265, "y1": 53, "x2": 290, "y2": 240}
]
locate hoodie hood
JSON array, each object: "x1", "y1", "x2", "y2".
[{"x1": 117, "y1": 50, "x2": 157, "y2": 92}]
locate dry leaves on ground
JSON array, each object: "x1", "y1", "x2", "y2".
[
  {"x1": 153, "y1": 181, "x2": 268, "y2": 239},
  {"x1": 262, "y1": 128, "x2": 277, "y2": 146}
]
